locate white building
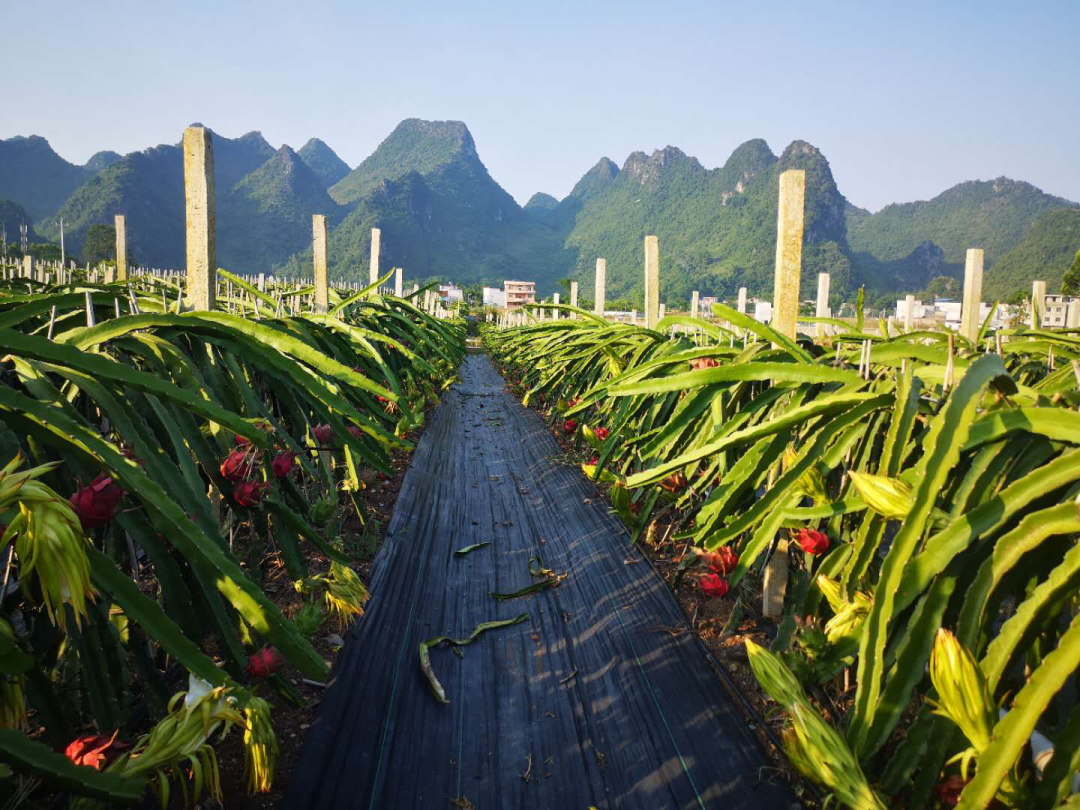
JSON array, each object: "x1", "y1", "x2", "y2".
[
  {"x1": 438, "y1": 283, "x2": 464, "y2": 304},
  {"x1": 1043, "y1": 295, "x2": 1078, "y2": 327},
  {"x1": 895, "y1": 299, "x2": 931, "y2": 320},
  {"x1": 482, "y1": 286, "x2": 506, "y2": 307}
]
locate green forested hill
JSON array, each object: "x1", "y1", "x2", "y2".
[
  {"x1": 219, "y1": 145, "x2": 345, "y2": 273},
  {"x1": 524, "y1": 192, "x2": 559, "y2": 212},
  {"x1": 84, "y1": 151, "x2": 123, "y2": 173},
  {"x1": 0, "y1": 199, "x2": 39, "y2": 245},
  {"x1": 37, "y1": 129, "x2": 281, "y2": 266},
  {"x1": 297, "y1": 138, "x2": 351, "y2": 189},
  {"x1": 3, "y1": 120, "x2": 1078, "y2": 301},
  {"x1": 329, "y1": 119, "x2": 479, "y2": 205},
  {"x1": 554, "y1": 139, "x2": 858, "y2": 303},
  {"x1": 317, "y1": 120, "x2": 564, "y2": 287},
  {"x1": 0, "y1": 135, "x2": 88, "y2": 222},
  {"x1": 847, "y1": 178, "x2": 1074, "y2": 265},
  {"x1": 983, "y1": 208, "x2": 1080, "y2": 298}
]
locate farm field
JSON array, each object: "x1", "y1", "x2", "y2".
[{"x1": 0, "y1": 125, "x2": 1078, "y2": 810}]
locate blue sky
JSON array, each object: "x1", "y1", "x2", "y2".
[{"x1": 4, "y1": 0, "x2": 1078, "y2": 212}]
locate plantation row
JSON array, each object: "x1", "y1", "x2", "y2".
[
  {"x1": 486, "y1": 303, "x2": 1080, "y2": 809},
  {"x1": 0, "y1": 264, "x2": 465, "y2": 806}
]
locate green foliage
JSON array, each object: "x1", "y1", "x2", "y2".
[
  {"x1": 1063, "y1": 248, "x2": 1080, "y2": 296},
  {"x1": 81, "y1": 224, "x2": 116, "y2": 265},
  {"x1": 984, "y1": 208, "x2": 1080, "y2": 298},
  {"x1": 486, "y1": 305, "x2": 1080, "y2": 809},
  {"x1": 0, "y1": 264, "x2": 465, "y2": 804},
  {"x1": 0, "y1": 199, "x2": 38, "y2": 249},
  {"x1": 921, "y1": 274, "x2": 962, "y2": 299}
]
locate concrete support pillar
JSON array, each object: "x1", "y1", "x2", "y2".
[
  {"x1": 114, "y1": 215, "x2": 128, "y2": 281},
  {"x1": 552, "y1": 292, "x2": 560, "y2": 320},
  {"x1": 569, "y1": 280, "x2": 578, "y2": 312},
  {"x1": 1066, "y1": 299, "x2": 1080, "y2": 329},
  {"x1": 183, "y1": 126, "x2": 216, "y2": 311},
  {"x1": 691, "y1": 290, "x2": 699, "y2": 319},
  {"x1": 313, "y1": 214, "x2": 329, "y2": 314},
  {"x1": 905, "y1": 294, "x2": 915, "y2": 332},
  {"x1": 369, "y1": 228, "x2": 381, "y2": 285},
  {"x1": 763, "y1": 538, "x2": 789, "y2": 618},
  {"x1": 22, "y1": 255, "x2": 32, "y2": 279},
  {"x1": 644, "y1": 235, "x2": 659, "y2": 329},
  {"x1": 394, "y1": 267, "x2": 403, "y2": 297},
  {"x1": 630, "y1": 308, "x2": 638, "y2": 326},
  {"x1": 815, "y1": 272, "x2": 830, "y2": 338},
  {"x1": 1031, "y1": 280, "x2": 1047, "y2": 328},
  {"x1": 771, "y1": 169, "x2": 805, "y2": 340},
  {"x1": 594, "y1": 258, "x2": 606, "y2": 316},
  {"x1": 257, "y1": 273, "x2": 266, "y2": 292},
  {"x1": 658, "y1": 303, "x2": 666, "y2": 321},
  {"x1": 737, "y1": 287, "x2": 747, "y2": 314},
  {"x1": 960, "y1": 248, "x2": 984, "y2": 341}
]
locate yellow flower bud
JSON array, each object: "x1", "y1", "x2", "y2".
[{"x1": 848, "y1": 472, "x2": 914, "y2": 520}]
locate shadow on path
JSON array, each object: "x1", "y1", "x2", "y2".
[{"x1": 285, "y1": 355, "x2": 799, "y2": 809}]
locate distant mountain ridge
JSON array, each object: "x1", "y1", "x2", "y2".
[
  {"x1": 2, "y1": 121, "x2": 1077, "y2": 301},
  {"x1": 984, "y1": 208, "x2": 1080, "y2": 298},
  {"x1": 847, "y1": 177, "x2": 1075, "y2": 265},
  {"x1": 297, "y1": 138, "x2": 351, "y2": 189},
  {"x1": 315, "y1": 119, "x2": 560, "y2": 285}
]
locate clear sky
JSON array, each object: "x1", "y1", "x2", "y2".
[{"x1": 4, "y1": 0, "x2": 1078, "y2": 212}]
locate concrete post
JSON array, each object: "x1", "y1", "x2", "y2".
[
  {"x1": 257, "y1": 273, "x2": 266, "y2": 292},
  {"x1": 313, "y1": 214, "x2": 329, "y2": 314},
  {"x1": 594, "y1": 258, "x2": 606, "y2": 316},
  {"x1": 630, "y1": 308, "x2": 638, "y2": 326},
  {"x1": 183, "y1": 126, "x2": 216, "y2": 311},
  {"x1": 394, "y1": 267, "x2": 403, "y2": 297},
  {"x1": 815, "y1": 272, "x2": 830, "y2": 338},
  {"x1": 644, "y1": 235, "x2": 659, "y2": 329},
  {"x1": 905, "y1": 294, "x2": 915, "y2": 332},
  {"x1": 658, "y1": 303, "x2": 666, "y2": 321},
  {"x1": 22, "y1": 255, "x2": 32, "y2": 280},
  {"x1": 1066, "y1": 299, "x2": 1079, "y2": 328},
  {"x1": 114, "y1": 215, "x2": 128, "y2": 281},
  {"x1": 691, "y1": 290, "x2": 699, "y2": 319},
  {"x1": 552, "y1": 292, "x2": 560, "y2": 320},
  {"x1": 737, "y1": 287, "x2": 747, "y2": 314},
  {"x1": 763, "y1": 538, "x2": 789, "y2": 618},
  {"x1": 1031, "y1": 280, "x2": 1046, "y2": 328},
  {"x1": 569, "y1": 280, "x2": 578, "y2": 313},
  {"x1": 771, "y1": 169, "x2": 805, "y2": 340},
  {"x1": 960, "y1": 248, "x2": 984, "y2": 341},
  {"x1": 369, "y1": 228, "x2": 381, "y2": 285}
]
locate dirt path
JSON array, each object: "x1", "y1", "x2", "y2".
[{"x1": 285, "y1": 355, "x2": 798, "y2": 809}]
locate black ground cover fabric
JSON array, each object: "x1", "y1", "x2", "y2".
[{"x1": 284, "y1": 355, "x2": 800, "y2": 809}]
